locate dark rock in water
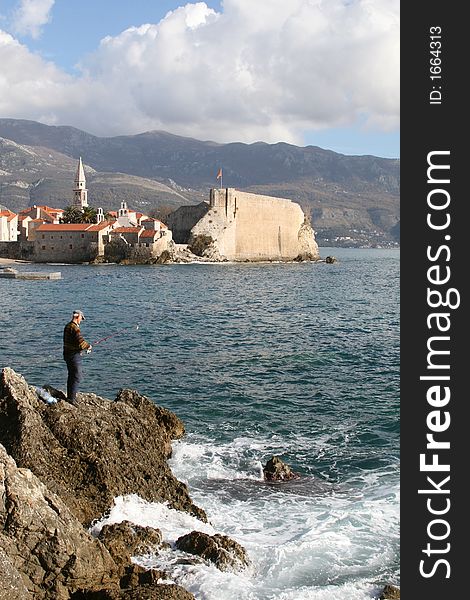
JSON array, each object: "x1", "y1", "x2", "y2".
[
  {"x1": 293, "y1": 252, "x2": 318, "y2": 262},
  {"x1": 263, "y1": 456, "x2": 299, "y2": 481},
  {"x1": 175, "y1": 530, "x2": 249, "y2": 572},
  {"x1": 379, "y1": 584, "x2": 400, "y2": 599},
  {"x1": 0, "y1": 367, "x2": 206, "y2": 526},
  {"x1": 98, "y1": 521, "x2": 166, "y2": 568},
  {"x1": 325, "y1": 255, "x2": 337, "y2": 263},
  {"x1": 0, "y1": 442, "x2": 120, "y2": 599}
]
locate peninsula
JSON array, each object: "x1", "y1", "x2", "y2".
[{"x1": 0, "y1": 158, "x2": 320, "y2": 264}]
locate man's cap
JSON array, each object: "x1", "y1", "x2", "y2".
[{"x1": 72, "y1": 310, "x2": 85, "y2": 320}]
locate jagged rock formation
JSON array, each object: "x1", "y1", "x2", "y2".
[
  {"x1": 0, "y1": 367, "x2": 252, "y2": 599},
  {"x1": 0, "y1": 443, "x2": 119, "y2": 598},
  {"x1": 97, "y1": 522, "x2": 167, "y2": 568},
  {"x1": 0, "y1": 368, "x2": 206, "y2": 526},
  {"x1": 0, "y1": 545, "x2": 30, "y2": 599},
  {"x1": 263, "y1": 456, "x2": 299, "y2": 482},
  {"x1": 379, "y1": 584, "x2": 400, "y2": 599},
  {"x1": 91, "y1": 584, "x2": 196, "y2": 600},
  {"x1": 175, "y1": 531, "x2": 250, "y2": 572}
]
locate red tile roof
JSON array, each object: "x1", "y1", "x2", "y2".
[
  {"x1": 140, "y1": 229, "x2": 158, "y2": 238},
  {"x1": 19, "y1": 205, "x2": 64, "y2": 215},
  {"x1": 87, "y1": 221, "x2": 112, "y2": 231},
  {"x1": 0, "y1": 210, "x2": 17, "y2": 221},
  {"x1": 36, "y1": 223, "x2": 91, "y2": 231},
  {"x1": 112, "y1": 226, "x2": 142, "y2": 234}
]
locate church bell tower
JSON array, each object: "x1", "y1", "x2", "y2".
[{"x1": 73, "y1": 157, "x2": 88, "y2": 208}]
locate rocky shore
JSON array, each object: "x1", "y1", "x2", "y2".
[
  {"x1": 0, "y1": 368, "x2": 248, "y2": 599},
  {"x1": 0, "y1": 367, "x2": 398, "y2": 600}
]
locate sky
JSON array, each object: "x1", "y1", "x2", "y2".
[{"x1": 0, "y1": 0, "x2": 399, "y2": 157}]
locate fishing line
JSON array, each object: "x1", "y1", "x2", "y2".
[
  {"x1": 5, "y1": 324, "x2": 142, "y2": 369},
  {"x1": 91, "y1": 323, "x2": 141, "y2": 347}
]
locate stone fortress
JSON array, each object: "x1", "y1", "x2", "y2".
[
  {"x1": 169, "y1": 188, "x2": 319, "y2": 262},
  {"x1": 0, "y1": 158, "x2": 320, "y2": 263}
]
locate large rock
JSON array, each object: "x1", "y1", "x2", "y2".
[
  {"x1": 0, "y1": 474, "x2": 194, "y2": 600},
  {"x1": 379, "y1": 584, "x2": 400, "y2": 599},
  {"x1": 0, "y1": 546, "x2": 30, "y2": 599},
  {"x1": 79, "y1": 583, "x2": 196, "y2": 599},
  {"x1": 263, "y1": 456, "x2": 299, "y2": 481},
  {"x1": 175, "y1": 531, "x2": 249, "y2": 572},
  {"x1": 0, "y1": 368, "x2": 206, "y2": 526},
  {"x1": 98, "y1": 521, "x2": 166, "y2": 568},
  {"x1": 0, "y1": 443, "x2": 120, "y2": 599}
]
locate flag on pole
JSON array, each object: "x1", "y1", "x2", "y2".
[{"x1": 216, "y1": 167, "x2": 223, "y2": 188}]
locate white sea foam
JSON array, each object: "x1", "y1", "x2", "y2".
[
  {"x1": 91, "y1": 434, "x2": 399, "y2": 600},
  {"x1": 90, "y1": 494, "x2": 214, "y2": 541}
]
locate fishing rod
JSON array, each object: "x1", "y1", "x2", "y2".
[
  {"x1": 10, "y1": 325, "x2": 139, "y2": 365},
  {"x1": 91, "y1": 323, "x2": 140, "y2": 347}
]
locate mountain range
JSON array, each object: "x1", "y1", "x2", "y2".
[{"x1": 0, "y1": 118, "x2": 399, "y2": 247}]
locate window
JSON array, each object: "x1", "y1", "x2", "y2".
[
  {"x1": 41, "y1": 234, "x2": 45, "y2": 239},
  {"x1": 42, "y1": 245, "x2": 45, "y2": 250},
  {"x1": 81, "y1": 234, "x2": 85, "y2": 238},
  {"x1": 69, "y1": 245, "x2": 73, "y2": 249}
]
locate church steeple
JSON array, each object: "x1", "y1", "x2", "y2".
[{"x1": 73, "y1": 157, "x2": 88, "y2": 208}]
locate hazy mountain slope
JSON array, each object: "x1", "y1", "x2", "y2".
[
  {"x1": 0, "y1": 136, "x2": 198, "y2": 214},
  {"x1": 0, "y1": 119, "x2": 399, "y2": 246}
]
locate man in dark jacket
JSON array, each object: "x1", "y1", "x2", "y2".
[{"x1": 63, "y1": 310, "x2": 92, "y2": 403}]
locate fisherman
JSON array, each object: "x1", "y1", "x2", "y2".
[{"x1": 63, "y1": 310, "x2": 92, "y2": 403}]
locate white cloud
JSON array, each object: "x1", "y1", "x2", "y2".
[
  {"x1": 11, "y1": 0, "x2": 55, "y2": 39},
  {"x1": 0, "y1": 0, "x2": 399, "y2": 144}
]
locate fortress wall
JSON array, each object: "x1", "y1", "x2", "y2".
[
  {"x1": 0, "y1": 241, "x2": 38, "y2": 261},
  {"x1": 195, "y1": 189, "x2": 311, "y2": 261},
  {"x1": 32, "y1": 239, "x2": 99, "y2": 263},
  {"x1": 190, "y1": 196, "x2": 236, "y2": 258},
  {"x1": 234, "y1": 191, "x2": 305, "y2": 260},
  {"x1": 166, "y1": 202, "x2": 210, "y2": 243}
]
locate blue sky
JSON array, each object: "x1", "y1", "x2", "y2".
[{"x1": 0, "y1": 0, "x2": 399, "y2": 157}]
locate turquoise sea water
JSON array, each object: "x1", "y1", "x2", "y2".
[{"x1": 0, "y1": 248, "x2": 399, "y2": 599}]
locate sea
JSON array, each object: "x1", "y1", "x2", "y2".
[{"x1": 0, "y1": 247, "x2": 400, "y2": 600}]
